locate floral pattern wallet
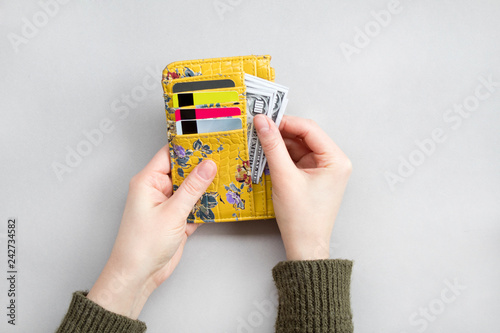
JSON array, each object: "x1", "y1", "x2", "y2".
[{"x1": 162, "y1": 55, "x2": 276, "y2": 223}]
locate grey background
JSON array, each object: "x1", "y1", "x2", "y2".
[{"x1": 1, "y1": 0, "x2": 499, "y2": 332}]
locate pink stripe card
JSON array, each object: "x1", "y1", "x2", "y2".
[{"x1": 174, "y1": 107, "x2": 241, "y2": 121}]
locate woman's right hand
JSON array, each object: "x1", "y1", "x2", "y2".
[{"x1": 253, "y1": 114, "x2": 352, "y2": 261}]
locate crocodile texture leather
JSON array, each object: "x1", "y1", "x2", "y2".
[{"x1": 162, "y1": 55, "x2": 275, "y2": 223}]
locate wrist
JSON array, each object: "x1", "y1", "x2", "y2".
[
  {"x1": 285, "y1": 247, "x2": 330, "y2": 261},
  {"x1": 87, "y1": 259, "x2": 156, "y2": 320},
  {"x1": 284, "y1": 237, "x2": 331, "y2": 261}
]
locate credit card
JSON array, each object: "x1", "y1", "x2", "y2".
[
  {"x1": 172, "y1": 79, "x2": 236, "y2": 93},
  {"x1": 176, "y1": 117, "x2": 242, "y2": 135},
  {"x1": 174, "y1": 107, "x2": 241, "y2": 121},
  {"x1": 172, "y1": 91, "x2": 239, "y2": 108}
]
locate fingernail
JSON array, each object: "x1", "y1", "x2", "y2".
[
  {"x1": 197, "y1": 160, "x2": 216, "y2": 180},
  {"x1": 254, "y1": 115, "x2": 270, "y2": 133}
]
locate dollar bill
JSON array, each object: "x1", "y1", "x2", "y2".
[
  {"x1": 257, "y1": 97, "x2": 288, "y2": 180},
  {"x1": 246, "y1": 87, "x2": 273, "y2": 184},
  {"x1": 245, "y1": 74, "x2": 289, "y2": 182}
]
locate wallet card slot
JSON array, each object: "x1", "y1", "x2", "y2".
[
  {"x1": 172, "y1": 86, "x2": 246, "y2": 95},
  {"x1": 165, "y1": 86, "x2": 246, "y2": 111},
  {"x1": 173, "y1": 117, "x2": 245, "y2": 138},
  {"x1": 163, "y1": 73, "x2": 246, "y2": 94},
  {"x1": 170, "y1": 128, "x2": 255, "y2": 223}
]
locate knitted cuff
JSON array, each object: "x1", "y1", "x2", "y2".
[
  {"x1": 56, "y1": 291, "x2": 147, "y2": 333},
  {"x1": 272, "y1": 259, "x2": 354, "y2": 333}
]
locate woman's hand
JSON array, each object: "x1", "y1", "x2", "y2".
[
  {"x1": 253, "y1": 114, "x2": 352, "y2": 261},
  {"x1": 87, "y1": 146, "x2": 217, "y2": 319}
]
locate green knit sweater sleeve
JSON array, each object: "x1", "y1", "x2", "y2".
[
  {"x1": 56, "y1": 291, "x2": 147, "y2": 333},
  {"x1": 57, "y1": 260, "x2": 352, "y2": 332},
  {"x1": 272, "y1": 259, "x2": 354, "y2": 333}
]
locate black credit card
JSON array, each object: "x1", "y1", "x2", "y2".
[{"x1": 172, "y1": 79, "x2": 236, "y2": 93}]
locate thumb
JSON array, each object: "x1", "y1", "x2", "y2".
[
  {"x1": 165, "y1": 159, "x2": 217, "y2": 219},
  {"x1": 253, "y1": 114, "x2": 296, "y2": 180}
]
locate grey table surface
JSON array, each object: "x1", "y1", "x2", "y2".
[{"x1": 1, "y1": 0, "x2": 499, "y2": 332}]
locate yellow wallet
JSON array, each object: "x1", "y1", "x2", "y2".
[{"x1": 162, "y1": 55, "x2": 276, "y2": 223}]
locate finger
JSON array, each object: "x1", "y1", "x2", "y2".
[
  {"x1": 150, "y1": 173, "x2": 173, "y2": 198},
  {"x1": 127, "y1": 172, "x2": 173, "y2": 209},
  {"x1": 143, "y1": 145, "x2": 171, "y2": 175},
  {"x1": 185, "y1": 223, "x2": 200, "y2": 236},
  {"x1": 295, "y1": 152, "x2": 320, "y2": 169},
  {"x1": 283, "y1": 137, "x2": 312, "y2": 162},
  {"x1": 253, "y1": 114, "x2": 297, "y2": 180},
  {"x1": 162, "y1": 159, "x2": 217, "y2": 219},
  {"x1": 278, "y1": 115, "x2": 340, "y2": 155}
]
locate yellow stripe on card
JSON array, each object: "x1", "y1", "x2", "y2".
[{"x1": 173, "y1": 91, "x2": 239, "y2": 108}]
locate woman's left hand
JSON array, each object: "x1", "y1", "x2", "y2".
[{"x1": 87, "y1": 145, "x2": 217, "y2": 319}]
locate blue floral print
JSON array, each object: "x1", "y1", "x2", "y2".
[
  {"x1": 171, "y1": 138, "x2": 249, "y2": 222},
  {"x1": 173, "y1": 139, "x2": 215, "y2": 179},
  {"x1": 224, "y1": 182, "x2": 245, "y2": 210}
]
